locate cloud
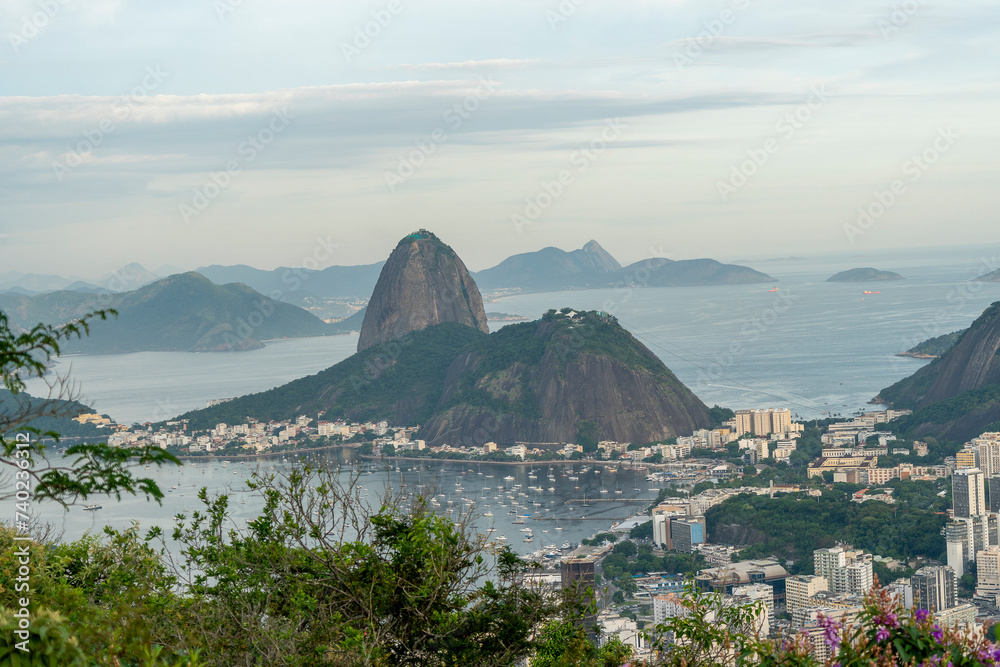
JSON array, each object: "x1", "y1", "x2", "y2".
[{"x1": 391, "y1": 58, "x2": 543, "y2": 71}]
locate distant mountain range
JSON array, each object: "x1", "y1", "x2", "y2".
[
  {"x1": 0, "y1": 242, "x2": 775, "y2": 301},
  {"x1": 0, "y1": 272, "x2": 354, "y2": 354},
  {"x1": 194, "y1": 262, "x2": 385, "y2": 302},
  {"x1": 473, "y1": 240, "x2": 623, "y2": 291},
  {"x1": 0, "y1": 262, "x2": 160, "y2": 295},
  {"x1": 877, "y1": 301, "x2": 1000, "y2": 441},
  {"x1": 473, "y1": 240, "x2": 774, "y2": 292},
  {"x1": 175, "y1": 231, "x2": 711, "y2": 444}
]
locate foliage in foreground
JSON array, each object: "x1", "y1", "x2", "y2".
[
  {"x1": 649, "y1": 582, "x2": 1000, "y2": 667},
  {"x1": 0, "y1": 466, "x2": 564, "y2": 666}
]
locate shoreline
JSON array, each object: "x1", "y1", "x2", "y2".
[
  {"x1": 175, "y1": 442, "x2": 362, "y2": 461},
  {"x1": 367, "y1": 454, "x2": 654, "y2": 470}
]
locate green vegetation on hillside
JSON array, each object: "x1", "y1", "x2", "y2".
[
  {"x1": 0, "y1": 389, "x2": 112, "y2": 438},
  {"x1": 899, "y1": 330, "x2": 963, "y2": 358},
  {"x1": 175, "y1": 322, "x2": 487, "y2": 430},
  {"x1": 706, "y1": 483, "x2": 947, "y2": 571},
  {"x1": 888, "y1": 382, "x2": 1000, "y2": 440}
]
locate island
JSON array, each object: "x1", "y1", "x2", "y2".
[{"x1": 826, "y1": 267, "x2": 904, "y2": 282}]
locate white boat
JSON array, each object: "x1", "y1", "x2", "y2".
[
  {"x1": 83, "y1": 504, "x2": 101, "y2": 511},
  {"x1": 483, "y1": 511, "x2": 493, "y2": 517}
]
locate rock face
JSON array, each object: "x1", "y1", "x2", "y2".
[
  {"x1": 358, "y1": 231, "x2": 489, "y2": 352},
  {"x1": 420, "y1": 310, "x2": 711, "y2": 446},
  {"x1": 878, "y1": 301, "x2": 1000, "y2": 441}
]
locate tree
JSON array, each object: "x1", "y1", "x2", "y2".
[
  {"x1": 1, "y1": 309, "x2": 178, "y2": 507},
  {"x1": 629, "y1": 520, "x2": 653, "y2": 540},
  {"x1": 166, "y1": 465, "x2": 559, "y2": 666},
  {"x1": 613, "y1": 540, "x2": 638, "y2": 558}
]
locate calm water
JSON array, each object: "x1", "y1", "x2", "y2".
[
  {"x1": 38, "y1": 450, "x2": 658, "y2": 559},
  {"x1": 22, "y1": 244, "x2": 1000, "y2": 424},
  {"x1": 23, "y1": 244, "x2": 1000, "y2": 552},
  {"x1": 493, "y1": 245, "x2": 1000, "y2": 420}
]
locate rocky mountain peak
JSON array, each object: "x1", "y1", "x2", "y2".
[{"x1": 357, "y1": 231, "x2": 489, "y2": 352}]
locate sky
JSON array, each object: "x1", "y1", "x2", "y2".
[{"x1": 0, "y1": 0, "x2": 998, "y2": 279}]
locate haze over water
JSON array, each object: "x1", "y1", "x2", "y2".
[{"x1": 28, "y1": 245, "x2": 1000, "y2": 425}]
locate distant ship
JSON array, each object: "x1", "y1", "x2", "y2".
[
  {"x1": 83, "y1": 504, "x2": 102, "y2": 511},
  {"x1": 768, "y1": 288, "x2": 778, "y2": 292},
  {"x1": 863, "y1": 291, "x2": 881, "y2": 295}
]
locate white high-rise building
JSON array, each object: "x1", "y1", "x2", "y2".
[
  {"x1": 975, "y1": 433, "x2": 1000, "y2": 477},
  {"x1": 814, "y1": 547, "x2": 847, "y2": 583},
  {"x1": 953, "y1": 468, "x2": 987, "y2": 518},
  {"x1": 813, "y1": 547, "x2": 873, "y2": 594},
  {"x1": 977, "y1": 546, "x2": 1000, "y2": 598}
]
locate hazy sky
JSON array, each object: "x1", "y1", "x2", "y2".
[{"x1": 1, "y1": 0, "x2": 997, "y2": 279}]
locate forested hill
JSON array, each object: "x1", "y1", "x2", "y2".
[{"x1": 175, "y1": 310, "x2": 711, "y2": 446}]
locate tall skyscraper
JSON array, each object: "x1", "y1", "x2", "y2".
[
  {"x1": 912, "y1": 566, "x2": 957, "y2": 612},
  {"x1": 953, "y1": 468, "x2": 986, "y2": 518}
]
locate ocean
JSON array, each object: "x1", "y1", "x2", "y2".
[
  {"x1": 26, "y1": 244, "x2": 1000, "y2": 424},
  {"x1": 20, "y1": 243, "x2": 1000, "y2": 551}
]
